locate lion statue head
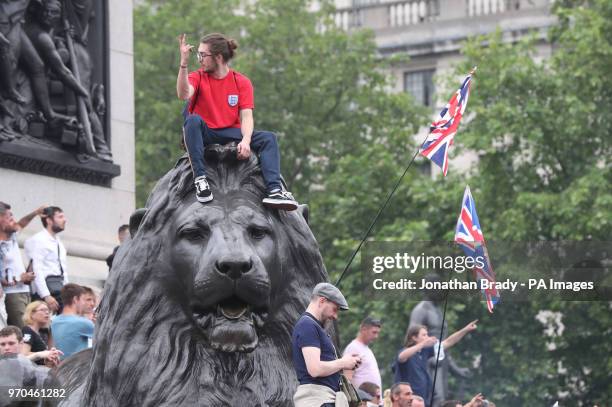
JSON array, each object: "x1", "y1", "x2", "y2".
[{"x1": 58, "y1": 144, "x2": 329, "y2": 406}]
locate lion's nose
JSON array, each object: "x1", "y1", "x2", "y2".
[{"x1": 215, "y1": 257, "x2": 254, "y2": 280}]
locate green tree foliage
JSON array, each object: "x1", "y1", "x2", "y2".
[
  {"x1": 330, "y1": 2, "x2": 610, "y2": 405},
  {"x1": 313, "y1": 1, "x2": 612, "y2": 406},
  {"x1": 441, "y1": 2, "x2": 611, "y2": 404}
]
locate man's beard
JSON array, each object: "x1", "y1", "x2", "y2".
[
  {"x1": 203, "y1": 60, "x2": 218, "y2": 73},
  {"x1": 320, "y1": 315, "x2": 333, "y2": 328},
  {"x1": 51, "y1": 224, "x2": 64, "y2": 233}
]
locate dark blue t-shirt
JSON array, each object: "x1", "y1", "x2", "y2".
[
  {"x1": 393, "y1": 346, "x2": 435, "y2": 405},
  {"x1": 291, "y1": 312, "x2": 340, "y2": 392}
]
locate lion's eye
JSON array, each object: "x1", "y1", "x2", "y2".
[
  {"x1": 247, "y1": 226, "x2": 269, "y2": 240},
  {"x1": 179, "y1": 227, "x2": 209, "y2": 241}
]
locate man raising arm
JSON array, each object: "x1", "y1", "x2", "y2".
[
  {"x1": 394, "y1": 321, "x2": 477, "y2": 407},
  {"x1": 0, "y1": 203, "x2": 46, "y2": 327},
  {"x1": 176, "y1": 33, "x2": 298, "y2": 210},
  {"x1": 176, "y1": 33, "x2": 194, "y2": 100}
]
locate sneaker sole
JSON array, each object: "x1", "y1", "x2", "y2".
[
  {"x1": 262, "y1": 198, "x2": 298, "y2": 211},
  {"x1": 197, "y1": 193, "x2": 213, "y2": 203}
]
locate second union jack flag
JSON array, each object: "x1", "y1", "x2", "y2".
[
  {"x1": 420, "y1": 69, "x2": 474, "y2": 176},
  {"x1": 454, "y1": 185, "x2": 499, "y2": 313}
]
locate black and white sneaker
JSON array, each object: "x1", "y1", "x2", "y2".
[
  {"x1": 194, "y1": 176, "x2": 213, "y2": 203},
  {"x1": 262, "y1": 189, "x2": 298, "y2": 211}
]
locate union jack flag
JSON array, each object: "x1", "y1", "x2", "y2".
[
  {"x1": 420, "y1": 68, "x2": 475, "y2": 176},
  {"x1": 454, "y1": 185, "x2": 499, "y2": 313}
]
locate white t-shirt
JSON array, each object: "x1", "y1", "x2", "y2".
[
  {"x1": 1, "y1": 233, "x2": 29, "y2": 294},
  {"x1": 343, "y1": 339, "x2": 382, "y2": 390}
]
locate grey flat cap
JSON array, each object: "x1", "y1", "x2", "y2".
[{"x1": 312, "y1": 282, "x2": 349, "y2": 310}]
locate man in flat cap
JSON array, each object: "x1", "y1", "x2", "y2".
[{"x1": 292, "y1": 283, "x2": 362, "y2": 407}]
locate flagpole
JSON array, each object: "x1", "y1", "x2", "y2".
[
  {"x1": 336, "y1": 67, "x2": 477, "y2": 287},
  {"x1": 429, "y1": 288, "x2": 451, "y2": 407},
  {"x1": 335, "y1": 141, "x2": 426, "y2": 287}
]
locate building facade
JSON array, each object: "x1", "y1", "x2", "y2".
[{"x1": 334, "y1": 0, "x2": 556, "y2": 171}]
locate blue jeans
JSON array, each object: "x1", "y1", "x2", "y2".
[{"x1": 183, "y1": 114, "x2": 282, "y2": 192}]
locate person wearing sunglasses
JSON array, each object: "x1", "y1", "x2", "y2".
[{"x1": 176, "y1": 33, "x2": 298, "y2": 210}]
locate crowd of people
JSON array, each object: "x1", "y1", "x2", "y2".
[
  {"x1": 0, "y1": 201, "x2": 101, "y2": 368},
  {"x1": 292, "y1": 283, "x2": 494, "y2": 407},
  {"x1": 2, "y1": 201, "x2": 493, "y2": 407}
]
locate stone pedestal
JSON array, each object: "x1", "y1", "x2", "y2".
[{"x1": 0, "y1": 0, "x2": 135, "y2": 288}]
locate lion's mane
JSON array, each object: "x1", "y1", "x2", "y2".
[{"x1": 64, "y1": 146, "x2": 328, "y2": 406}]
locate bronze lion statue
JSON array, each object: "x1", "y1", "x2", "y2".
[{"x1": 57, "y1": 144, "x2": 329, "y2": 406}]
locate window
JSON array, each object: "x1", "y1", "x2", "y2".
[{"x1": 404, "y1": 69, "x2": 435, "y2": 107}]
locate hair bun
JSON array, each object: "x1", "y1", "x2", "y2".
[{"x1": 227, "y1": 39, "x2": 238, "y2": 50}]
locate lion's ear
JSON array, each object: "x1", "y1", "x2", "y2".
[
  {"x1": 297, "y1": 204, "x2": 309, "y2": 224},
  {"x1": 129, "y1": 208, "x2": 148, "y2": 238}
]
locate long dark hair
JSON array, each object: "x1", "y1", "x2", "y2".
[{"x1": 403, "y1": 324, "x2": 427, "y2": 347}]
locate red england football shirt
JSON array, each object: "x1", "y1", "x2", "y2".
[{"x1": 187, "y1": 69, "x2": 254, "y2": 129}]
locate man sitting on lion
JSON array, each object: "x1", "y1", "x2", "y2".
[{"x1": 177, "y1": 32, "x2": 298, "y2": 211}]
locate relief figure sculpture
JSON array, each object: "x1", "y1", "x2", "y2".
[{"x1": 0, "y1": 0, "x2": 115, "y2": 175}]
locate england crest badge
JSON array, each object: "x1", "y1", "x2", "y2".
[{"x1": 228, "y1": 94, "x2": 239, "y2": 107}]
